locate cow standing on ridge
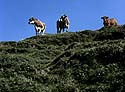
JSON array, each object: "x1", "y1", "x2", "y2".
[
  {"x1": 57, "y1": 15, "x2": 70, "y2": 33},
  {"x1": 28, "y1": 17, "x2": 46, "y2": 36},
  {"x1": 101, "y1": 16, "x2": 118, "y2": 27}
]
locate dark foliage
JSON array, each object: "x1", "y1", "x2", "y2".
[{"x1": 0, "y1": 26, "x2": 125, "y2": 92}]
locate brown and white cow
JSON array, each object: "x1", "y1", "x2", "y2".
[
  {"x1": 28, "y1": 17, "x2": 46, "y2": 36},
  {"x1": 101, "y1": 16, "x2": 118, "y2": 27}
]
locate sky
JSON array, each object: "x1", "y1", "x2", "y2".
[{"x1": 0, "y1": 0, "x2": 125, "y2": 41}]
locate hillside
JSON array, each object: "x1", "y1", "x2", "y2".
[{"x1": 0, "y1": 26, "x2": 125, "y2": 92}]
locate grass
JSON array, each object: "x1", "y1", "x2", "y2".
[{"x1": 0, "y1": 26, "x2": 125, "y2": 92}]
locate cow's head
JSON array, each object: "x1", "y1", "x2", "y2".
[
  {"x1": 28, "y1": 17, "x2": 36, "y2": 24},
  {"x1": 101, "y1": 16, "x2": 109, "y2": 22},
  {"x1": 101, "y1": 16, "x2": 109, "y2": 20}
]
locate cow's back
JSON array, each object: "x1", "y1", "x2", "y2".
[
  {"x1": 34, "y1": 20, "x2": 44, "y2": 27},
  {"x1": 110, "y1": 18, "x2": 118, "y2": 26}
]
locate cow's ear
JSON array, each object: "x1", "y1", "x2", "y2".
[
  {"x1": 106, "y1": 16, "x2": 109, "y2": 19},
  {"x1": 101, "y1": 17, "x2": 104, "y2": 19},
  {"x1": 31, "y1": 17, "x2": 35, "y2": 20}
]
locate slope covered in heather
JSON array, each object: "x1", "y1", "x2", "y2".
[{"x1": 0, "y1": 26, "x2": 125, "y2": 92}]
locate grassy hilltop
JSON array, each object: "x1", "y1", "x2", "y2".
[{"x1": 0, "y1": 26, "x2": 125, "y2": 92}]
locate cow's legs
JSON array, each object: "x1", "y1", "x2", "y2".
[
  {"x1": 66, "y1": 28, "x2": 68, "y2": 32},
  {"x1": 42, "y1": 29, "x2": 45, "y2": 35},
  {"x1": 63, "y1": 28, "x2": 65, "y2": 33},
  {"x1": 35, "y1": 28, "x2": 38, "y2": 36},
  {"x1": 36, "y1": 31, "x2": 38, "y2": 36},
  {"x1": 57, "y1": 28, "x2": 60, "y2": 33}
]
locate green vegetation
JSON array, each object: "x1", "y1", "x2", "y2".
[{"x1": 0, "y1": 26, "x2": 125, "y2": 92}]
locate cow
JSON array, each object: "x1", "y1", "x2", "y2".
[
  {"x1": 57, "y1": 15, "x2": 70, "y2": 33},
  {"x1": 57, "y1": 19, "x2": 62, "y2": 34},
  {"x1": 101, "y1": 16, "x2": 118, "y2": 27},
  {"x1": 28, "y1": 17, "x2": 46, "y2": 36}
]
